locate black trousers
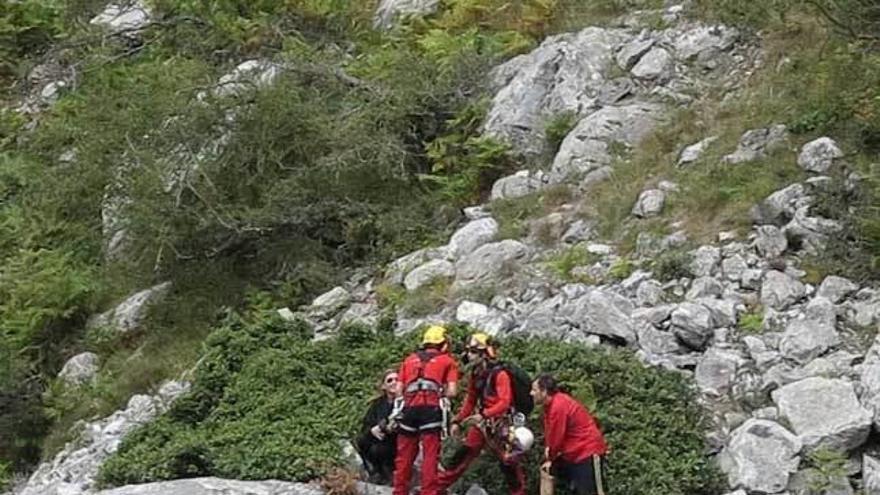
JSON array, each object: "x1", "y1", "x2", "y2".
[
  {"x1": 551, "y1": 455, "x2": 608, "y2": 495},
  {"x1": 356, "y1": 432, "x2": 396, "y2": 483}
]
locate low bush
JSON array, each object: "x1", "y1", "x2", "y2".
[{"x1": 99, "y1": 316, "x2": 722, "y2": 495}]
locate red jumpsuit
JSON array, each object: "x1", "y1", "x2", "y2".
[
  {"x1": 437, "y1": 366, "x2": 525, "y2": 495},
  {"x1": 393, "y1": 349, "x2": 458, "y2": 495}
]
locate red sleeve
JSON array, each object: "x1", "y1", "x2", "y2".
[
  {"x1": 445, "y1": 356, "x2": 459, "y2": 386},
  {"x1": 482, "y1": 370, "x2": 512, "y2": 418},
  {"x1": 545, "y1": 398, "x2": 566, "y2": 461},
  {"x1": 455, "y1": 377, "x2": 477, "y2": 422},
  {"x1": 397, "y1": 358, "x2": 410, "y2": 392}
]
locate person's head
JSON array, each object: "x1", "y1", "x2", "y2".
[
  {"x1": 531, "y1": 373, "x2": 562, "y2": 405},
  {"x1": 421, "y1": 325, "x2": 450, "y2": 352},
  {"x1": 464, "y1": 332, "x2": 497, "y2": 368},
  {"x1": 379, "y1": 369, "x2": 399, "y2": 399}
]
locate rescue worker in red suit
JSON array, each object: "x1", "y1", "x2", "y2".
[
  {"x1": 393, "y1": 325, "x2": 459, "y2": 495},
  {"x1": 532, "y1": 373, "x2": 609, "y2": 495},
  {"x1": 437, "y1": 333, "x2": 526, "y2": 495}
]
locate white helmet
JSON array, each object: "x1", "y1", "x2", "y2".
[{"x1": 512, "y1": 426, "x2": 534, "y2": 452}]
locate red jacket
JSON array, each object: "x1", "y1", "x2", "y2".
[
  {"x1": 455, "y1": 365, "x2": 512, "y2": 421},
  {"x1": 544, "y1": 392, "x2": 608, "y2": 463},
  {"x1": 398, "y1": 349, "x2": 458, "y2": 407}
]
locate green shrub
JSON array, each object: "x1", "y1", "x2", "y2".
[
  {"x1": 546, "y1": 245, "x2": 600, "y2": 282},
  {"x1": 544, "y1": 111, "x2": 578, "y2": 153},
  {"x1": 651, "y1": 249, "x2": 694, "y2": 282},
  {"x1": 0, "y1": 460, "x2": 9, "y2": 491},
  {"x1": 802, "y1": 448, "x2": 849, "y2": 493},
  {"x1": 99, "y1": 316, "x2": 722, "y2": 494},
  {"x1": 738, "y1": 309, "x2": 764, "y2": 334},
  {"x1": 608, "y1": 257, "x2": 635, "y2": 281}
]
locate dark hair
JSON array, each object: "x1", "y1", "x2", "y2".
[{"x1": 535, "y1": 373, "x2": 568, "y2": 394}]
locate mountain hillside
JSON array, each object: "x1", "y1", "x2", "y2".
[{"x1": 2, "y1": 0, "x2": 880, "y2": 494}]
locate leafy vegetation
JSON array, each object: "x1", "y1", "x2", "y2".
[
  {"x1": 99, "y1": 316, "x2": 722, "y2": 495},
  {"x1": 546, "y1": 244, "x2": 600, "y2": 282},
  {"x1": 737, "y1": 308, "x2": 764, "y2": 334}
]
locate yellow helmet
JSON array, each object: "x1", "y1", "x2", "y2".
[
  {"x1": 467, "y1": 332, "x2": 491, "y2": 350},
  {"x1": 422, "y1": 325, "x2": 448, "y2": 345}
]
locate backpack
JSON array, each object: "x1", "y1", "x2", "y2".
[
  {"x1": 486, "y1": 362, "x2": 534, "y2": 416},
  {"x1": 403, "y1": 350, "x2": 442, "y2": 398}
]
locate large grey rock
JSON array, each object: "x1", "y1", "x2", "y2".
[
  {"x1": 448, "y1": 218, "x2": 498, "y2": 259},
  {"x1": 207, "y1": 60, "x2": 281, "y2": 100},
  {"x1": 374, "y1": 0, "x2": 439, "y2": 30},
  {"x1": 816, "y1": 276, "x2": 858, "y2": 303},
  {"x1": 385, "y1": 246, "x2": 449, "y2": 286},
  {"x1": 631, "y1": 47, "x2": 673, "y2": 80},
  {"x1": 88, "y1": 282, "x2": 172, "y2": 334},
  {"x1": 782, "y1": 205, "x2": 842, "y2": 255},
  {"x1": 695, "y1": 347, "x2": 742, "y2": 397},
  {"x1": 635, "y1": 279, "x2": 664, "y2": 307},
  {"x1": 632, "y1": 304, "x2": 675, "y2": 326},
  {"x1": 689, "y1": 246, "x2": 721, "y2": 277},
  {"x1": 751, "y1": 183, "x2": 807, "y2": 226},
  {"x1": 723, "y1": 125, "x2": 789, "y2": 164},
  {"x1": 698, "y1": 297, "x2": 740, "y2": 327},
  {"x1": 857, "y1": 335, "x2": 880, "y2": 429},
  {"x1": 637, "y1": 323, "x2": 686, "y2": 355},
  {"x1": 754, "y1": 225, "x2": 788, "y2": 258},
  {"x1": 59, "y1": 353, "x2": 100, "y2": 387},
  {"x1": 404, "y1": 259, "x2": 455, "y2": 291},
  {"x1": 686, "y1": 277, "x2": 723, "y2": 300},
  {"x1": 490, "y1": 171, "x2": 546, "y2": 200},
  {"x1": 671, "y1": 302, "x2": 714, "y2": 350},
  {"x1": 718, "y1": 419, "x2": 802, "y2": 494},
  {"x1": 760, "y1": 271, "x2": 805, "y2": 310},
  {"x1": 564, "y1": 289, "x2": 636, "y2": 344},
  {"x1": 561, "y1": 219, "x2": 596, "y2": 244},
  {"x1": 485, "y1": 27, "x2": 629, "y2": 156},
  {"x1": 89, "y1": 0, "x2": 151, "y2": 34},
  {"x1": 550, "y1": 103, "x2": 664, "y2": 181},
  {"x1": 805, "y1": 296, "x2": 837, "y2": 327},
  {"x1": 722, "y1": 254, "x2": 748, "y2": 282},
  {"x1": 454, "y1": 240, "x2": 528, "y2": 289},
  {"x1": 579, "y1": 166, "x2": 613, "y2": 189},
  {"x1": 97, "y1": 478, "x2": 389, "y2": 495},
  {"x1": 673, "y1": 25, "x2": 739, "y2": 60},
  {"x1": 778, "y1": 317, "x2": 840, "y2": 364},
  {"x1": 772, "y1": 377, "x2": 872, "y2": 451},
  {"x1": 631, "y1": 188, "x2": 666, "y2": 218},
  {"x1": 18, "y1": 381, "x2": 190, "y2": 495},
  {"x1": 455, "y1": 301, "x2": 514, "y2": 337},
  {"x1": 864, "y1": 455, "x2": 880, "y2": 494},
  {"x1": 797, "y1": 137, "x2": 843, "y2": 173},
  {"x1": 678, "y1": 136, "x2": 718, "y2": 166},
  {"x1": 616, "y1": 37, "x2": 654, "y2": 70},
  {"x1": 310, "y1": 286, "x2": 352, "y2": 316},
  {"x1": 340, "y1": 303, "x2": 381, "y2": 328},
  {"x1": 844, "y1": 293, "x2": 880, "y2": 328}
]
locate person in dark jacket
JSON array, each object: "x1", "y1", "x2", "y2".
[
  {"x1": 531, "y1": 374, "x2": 609, "y2": 495},
  {"x1": 356, "y1": 369, "x2": 400, "y2": 484}
]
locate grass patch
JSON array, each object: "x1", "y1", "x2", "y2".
[
  {"x1": 737, "y1": 308, "x2": 764, "y2": 334},
  {"x1": 98, "y1": 317, "x2": 723, "y2": 495},
  {"x1": 402, "y1": 279, "x2": 453, "y2": 317},
  {"x1": 608, "y1": 257, "x2": 636, "y2": 281},
  {"x1": 490, "y1": 185, "x2": 574, "y2": 240},
  {"x1": 651, "y1": 248, "x2": 694, "y2": 282},
  {"x1": 546, "y1": 244, "x2": 601, "y2": 282}
]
